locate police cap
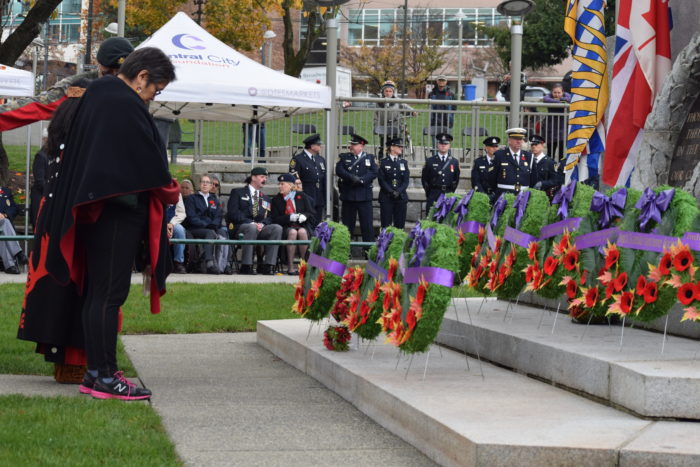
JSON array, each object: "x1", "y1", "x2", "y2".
[
  {"x1": 436, "y1": 132, "x2": 453, "y2": 144},
  {"x1": 388, "y1": 137, "x2": 404, "y2": 147},
  {"x1": 529, "y1": 134, "x2": 546, "y2": 145},
  {"x1": 483, "y1": 136, "x2": 501, "y2": 147},
  {"x1": 348, "y1": 133, "x2": 369, "y2": 145},
  {"x1": 303, "y1": 133, "x2": 323, "y2": 146},
  {"x1": 96, "y1": 37, "x2": 134, "y2": 68}
]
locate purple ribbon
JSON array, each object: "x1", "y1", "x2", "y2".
[
  {"x1": 616, "y1": 231, "x2": 677, "y2": 253},
  {"x1": 553, "y1": 181, "x2": 576, "y2": 219},
  {"x1": 308, "y1": 253, "x2": 346, "y2": 276},
  {"x1": 681, "y1": 232, "x2": 700, "y2": 251},
  {"x1": 504, "y1": 226, "x2": 539, "y2": 249},
  {"x1": 409, "y1": 222, "x2": 422, "y2": 241},
  {"x1": 453, "y1": 189, "x2": 475, "y2": 225},
  {"x1": 458, "y1": 220, "x2": 484, "y2": 235},
  {"x1": 490, "y1": 195, "x2": 507, "y2": 229},
  {"x1": 574, "y1": 228, "x2": 619, "y2": 250},
  {"x1": 590, "y1": 188, "x2": 627, "y2": 229},
  {"x1": 366, "y1": 260, "x2": 388, "y2": 281},
  {"x1": 635, "y1": 187, "x2": 675, "y2": 230},
  {"x1": 433, "y1": 194, "x2": 457, "y2": 222},
  {"x1": 404, "y1": 266, "x2": 454, "y2": 288},
  {"x1": 410, "y1": 227, "x2": 435, "y2": 267},
  {"x1": 375, "y1": 229, "x2": 394, "y2": 262},
  {"x1": 513, "y1": 190, "x2": 530, "y2": 228},
  {"x1": 313, "y1": 222, "x2": 334, "y2": 250},
  {"x1": 539, "y1": 217, "x2": 582, "y2": 240}
]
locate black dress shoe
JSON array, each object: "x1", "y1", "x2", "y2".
[
  {"x1": 15, "y1": 252, "x2": 28, "y2": 266},
  {"x1": 259, "y1": 264, "x2": 274, "y2": 275},
  {"x1": 206, "y1": 265, "x2": 220, "y2": 275},
  {"x1": 5, "y1": 265, "x2": 20, "y2": 274},
  {"x1": 223, "y1": 265, "x2": 233, "y2": 275},
  {"x1": 239, "y1": 265, "x2": 255, "y2": 275},
  {"x1": 173, "y1": 262, "x2": 187, "y2": 274}
]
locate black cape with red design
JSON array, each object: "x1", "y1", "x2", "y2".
[{"x1": 17, "y1": 75, "x2": 179, "y2": 363}]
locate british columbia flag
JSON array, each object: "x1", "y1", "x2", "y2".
[{"x1": 603, "y1": 0, "x2": 672, "y2": 186}]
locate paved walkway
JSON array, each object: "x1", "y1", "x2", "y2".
[{"x1": 0, "y1": 274, "x2": 434, "y2": 466}]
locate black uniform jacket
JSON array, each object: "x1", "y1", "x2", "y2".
[
  {"x1": 289, "y1": 150, "x2": 326, "y2": 208},
  {"x1": 184, "y1": 192, "x2": 224, "y2": 230},
  {"x1": 227, "y1": 185, "x2": 273, "y2": 233},
  {"x1": 335, "y1": 151, "x2": 378, "y2": 202},
  {"x1": 493, "y1": 148, "x2": 533, "y2": 192},
  {"x1": 270, "y1": 191, "x2": 316, "y2": 234},
  {"x1": 377, "y1": 156, "x2": 409, "y2": 202},
  {"x1": 421, "y1": 153, "x2": 460, "y2": 193},
  {"x1": 470, "y1": 155, "x2": 496, "y2": 195}
]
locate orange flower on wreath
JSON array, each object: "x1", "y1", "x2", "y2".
[
  {"x1": 477, "y1": 226, "x2": 485, "y2": 245},
  {"x1": 635, "y1": 275, "x2": 647, "y2": 295},
  {"x1": 604, "y1": 244, "x2": 619, "y2": 269},
  {"x1": 585, "y1": 286, "x2": 599, "y2": 307},
  {"x1": 543, "y1": 256, "x2": 557, "y2": 275},
  {"x1": 643, "y1": 281, "x2": 658, "y2": 304},
  {"x1": 579, "y1": 269, "x2": 588, "y2": 285},
  {"x1": 527, "y1": 241, "x2": 538, "y2": 260},
  {"x1": 659, "y1": 252, "x2": 673, "y2": 275},
  {"x1": 673, "y1": 247, "x2": 693, "y2": 273},
  {"x1": 559, "y1": 232, "x2": 571, "y2": 253},
  {"x1": 620, "y1": 291, "x2": 634, "y2": 314},
  {"x1": 613, "y1": 272, "x2": 628, "y2": 292},
  {"x1": 563, "y1": 248, "x2": 579, "y2": 271},
  {"x1": 566, "y1": 278, "x2": 578, "y2": 299},
  {"x1": 678, "y1": 283, "x2": 696, "y2": 305}
]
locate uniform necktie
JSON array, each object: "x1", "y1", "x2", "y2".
[{"x1": 252, "y1": 190, "x2": 259, "y2": 217}]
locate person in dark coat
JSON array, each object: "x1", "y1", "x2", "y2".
[
  {"x1": 428, "y1": 75, "x2": 456, "y2": 145},
  {"x1": 336, "y1": 133, "x2": 378, "y2": 242},
  {"x1": 271, "y1": 173, "x2": 316, "y2": 275},
  {"x1": 471, "y1": 136, "x2": 499, "y2": 202},
  {"x1": 226, "y1": 167, "x2": 282, "y2": 275},
  {"x1": 30, "y1": 131, "x2": 49, "y2": 228},
  {"x1": 183, "y1": 174, "x2": 226, "y2": 275},
  {"x1": 421, "y1": 132, "x2": 460, "y2": 213},
  {"x1": 493, "y1": 128, "x2": 533, "y2": 196},
  {"x1": 529, "y1": 134, "x2": 563, "y2": 199},
  {"x1": 289, "y1": 133, "x2": 326, "y2": 221},
  {"x1": 0, "y1": 185, "x2": 24, "y2": 274},
  {"x1": 377, "y1": 137, "x2": 409, "y2": 228},
  {"x1": 543, "y1": 83, "x2": 572, "y2": 161},
  {"x1": 18, "y1": 47, "x2": 178, "y2": 400}
]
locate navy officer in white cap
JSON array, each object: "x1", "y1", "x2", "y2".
[
  {"x1": 493, "y1": 127, "x2": 532, "y2": 195},
  {"x1": 471, "y1": 136, "x2": 500, "y2": 202},
  {"x1": 336, "y1": 133, "x2": 378, "y2": 243},
  {"x1": 421, "y1": 132, "x2": 460, "y2": 213}
]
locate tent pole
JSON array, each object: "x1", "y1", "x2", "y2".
[{"x1": 325, "y1": 17, "x2": 338, "y2": 222}]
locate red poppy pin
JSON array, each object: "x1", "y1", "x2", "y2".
[
  {"x1": 209, "y1": 199, "x2": 215, "y2": 206},
  {"x1": 521, "y1": 155, "x2": 526, "y2": 161},
  {"x1": 296, "y1": 195, "x2": 301, "y2": 200}
]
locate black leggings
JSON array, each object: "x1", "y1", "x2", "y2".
[{"x1": 81, "y1": 201, "x2": 147, "y2": 377}]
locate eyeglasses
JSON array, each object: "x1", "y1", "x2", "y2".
[
  {"x1": 213, "y1": 183, "x2": 219, "y2": 187},
  {"x1": 201, "y1": 181, "x2": 212, "y2": 184}
]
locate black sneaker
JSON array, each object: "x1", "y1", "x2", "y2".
[
  {"x1": 79, "y1": 372, "x2": 96, "y2": 395},
  {"x1": 91, "y1": 371, "x2": 152, "y2": 401}
]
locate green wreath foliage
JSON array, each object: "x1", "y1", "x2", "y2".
[
  {"x1": 353, "y1": 227, "x2": 408, "y2": 340},
  {"x1": 496, "y1": 189, "x2": 549, "y2": 300},
  {"x1": 398, "y1": 221, "x2": 460, "y2": 354},
  {"x1": 453, "y1": 191, "x2": 492, "y2": 283},
  {"x1": 534, "y1": 182, "x2": 596, "y2": 300},
  {"x1": 302, "y1": 221, "x2": 350, "y2": 322}
]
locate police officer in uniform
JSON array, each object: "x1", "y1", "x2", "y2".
[
  {"x1": 289, "y1": 133, "x2": 326, "y2": 222},
  {"x1": 493, "y1": 128, "x2": 532, "y2": 196},
  {"x1": 529, "y1": 134, "x2": 563, "y2": 199},
  {"x1": 471, "y1": 136, "x2": 500, "y2": 202},
  {"x1": 421, "y1": 132, "x2": 460, "y2": 213},
  {"x1": 378, "y1": 137, "x2": 410, "y2": 228},
  {"x1": 336, "y1": 133, "x2": 378, "y2": 242}
]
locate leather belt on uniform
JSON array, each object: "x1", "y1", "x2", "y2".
[{"x1": 497, "y1": 183, "x2": 528, "y2": 191}]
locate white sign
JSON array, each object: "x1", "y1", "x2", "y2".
[{"x1": 300, "y1": 66, "x2": 352, "y2": 98}]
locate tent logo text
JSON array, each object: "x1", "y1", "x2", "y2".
[{"x1": 172, "y1": 34, "x2": 206, "y2": 50}]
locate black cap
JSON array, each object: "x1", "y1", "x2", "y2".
[
  {"x1": 483, "y1": 136, "x2": 500, "y2": 147},
  {"x1": 96, "y1": 37, "x2": 134, "y2": 68},
  {"x1": 388, "y1": 137, "x2": 404, "y2": 147},
  {"x1": 278, "y1": 173, "x2": 295, "y2": 183},
  {"x1": 303, "y1": 134, "x2": 322, "y2": 146},
  {"x1": 529, "y1": 134, "x2": 545, "y2": 144},
  {"x1": 348, "y1": 133, "x2": 368, "y2": 145},
  {"x1": 436, "y1": 132, "x2": 453, "y2": 144},
  {"x1": 251, "y1": 167, "x2": 269, "y2": 176}
]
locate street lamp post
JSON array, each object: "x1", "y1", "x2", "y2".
[
  {"x1": 400, "y1": 0, "x2": 408, "y2": 97},
  {"x1": 497, "y1": 0, "x2": 533, "y2": 128},
  {"x1": 263, "y1": 30, "x2": 276, "y2": 68},
  {"x1": 456, "y1": 10, "x2": 465, "y2": 100}
]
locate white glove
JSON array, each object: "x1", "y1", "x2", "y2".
[
  {"x1": 290, "y1": 213, "x2": 299, "y2": 222},
  {"x1": 298, "y1": 214, "x2": 307, "y2": 223}
]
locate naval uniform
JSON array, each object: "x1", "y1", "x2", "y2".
[
  {"x1": 470, "y1": 155, "x2": 497, "y2": 202},
  {"x1": 530, "y1": 153, "x2": 563, "y2": 199},
  {"x1": 493, "y1": 148, "x2": 532, "y2": 195},
  {"x1": 377, "y1": 155, "x2": 409, "y2": 228},
  {"x1": 289, "y1": 149, "x2": 326, "y2": 220},
  {"x1": 336, "y1": 150, "x2": 378, "y2": 242},
  {"x1": 421, "y1": 152, "x2": 460, "y2": 213}
]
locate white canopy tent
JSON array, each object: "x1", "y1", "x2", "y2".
[
  {"x1": 139, "y1": 12, "x2": 331, "y2": 123},
  {"x1": 0, "y1": 65, "x2": 34, "y2": 97}
]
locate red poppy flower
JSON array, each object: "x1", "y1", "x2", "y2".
[
  {"x1": 527, "y1": 242, "x2": 538, "y2": 260},
  {"x1": 580, "y1": 269, "x2": 588, "y2": 285},
  {"x1": 585, "y1": 286, "x2": 599, "y2": 307},
  {"x1": 477, "y1": 227, "x2": 485, "y2": 245},
  {"x1": 659, "y1": 252, "x2": 672, "y2": 275},
  {"x1": 643, "y1": 282, "x2": 658, "y2": 304},
  {"x1": 678, "y1": 283, "x2": 696, "y2": 305},
  {"x1": 605, "y1": 248, "x2": 619, "y2": 269},
  {"x1": 563, "y1": 249, "x2": 579, "y2": 271},
  {"x1": 613, "y1": 272, "x2": 628, "y2": 292},
  {"x1": 636, "y1": 276, "x2": 647, "y2": 295},
  {"x1": 559, "y1": 233, "x2": 570, "y2": 253},
  {"x1": 605, "y1": 282, "x2": 615, "y2": 300},
  {"x1": 620, "y1": 291, "x2": 634, "y2": 314},
  {"x1": 673, "y1": 249, "x2": 693, "y2": 272},
  {"x1": 543, "y1": 256, "x2": 557, "y2": 275},
  {"x1": 416, "y1": 283, "x2": 428, "y2": 304},
  {"x1": 566, "y1": 279, "x2": 578, "y2": 299},
  {"x1": 525, "y1": 265, "x2": 535, "y2": 283}
]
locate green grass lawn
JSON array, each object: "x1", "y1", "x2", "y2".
[{"x1": 0, "y1": 395, "x2": 181, "y2": 466}]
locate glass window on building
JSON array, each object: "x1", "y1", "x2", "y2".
[
  {"x1": 379, "y1": 9, "x2": 395, "y2": 39},
  {"x1": 348, "y1": 9, "x2": 363, "y2": 45},
  {"x1": 427, "y1": 8, "x2": 443, "y2": 40},
  {"x1": 363, "y1": 10, "x2": 379, "y2": 45}
]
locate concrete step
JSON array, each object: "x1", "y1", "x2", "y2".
[
  {"x1": 437, "y1": 298, "x2": 700, "y2": 419},
  {"x1": 258, "y1": 319, "x2": 700, "y2": 467}
]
